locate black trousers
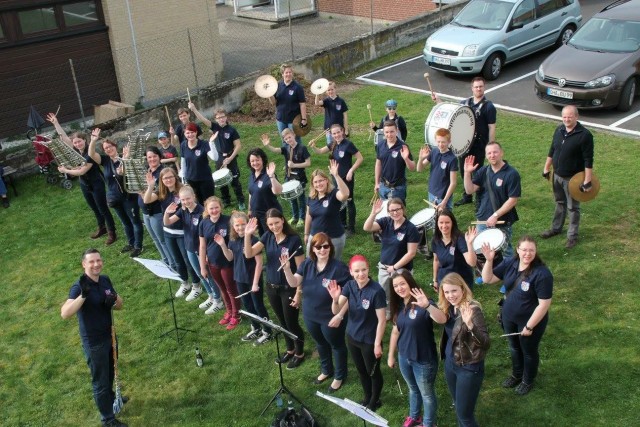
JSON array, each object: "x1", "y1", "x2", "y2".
[
  {"x1": 216, "y1": 160, "x2": 245, "y2": 205},
  {"x1": 266, "y1": 285, "x2": 304, "y2": 355},
  {"x1": 347, "y1": 335, "x2": 383, "y2": 408}
]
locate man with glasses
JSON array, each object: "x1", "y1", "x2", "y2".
[
  {"x1": 369, "y1": 99, "x2": 408, "y2": 142},
  {"x1": 189, "y1": 103, "x2": 246, "y2": 211}
]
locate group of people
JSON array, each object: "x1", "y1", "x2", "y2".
[{"x1": 59, "y1": 66, "x2": 596, "y2": 426}]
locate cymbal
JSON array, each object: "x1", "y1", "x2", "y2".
[
  {"x1": 310, "y1": 78, "x2": 329, "y2": 95},
  {"x1": 292, "y1": 114, "x2": 312, "y2": 137},
  {"x1": 568, "y1": 171, "x2": 600, "y2": 202},
  {"x1": 254, "y1": 75, "x2": 278, "y2": 98}
]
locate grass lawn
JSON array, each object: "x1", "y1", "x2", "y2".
[{"x1": 1, "y1": 71, "x2": 639, "y2": 426}]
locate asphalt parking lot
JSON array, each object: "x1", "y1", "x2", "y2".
[{"x1": 357, "y1": 0, "x2": 640, "y2": 138}]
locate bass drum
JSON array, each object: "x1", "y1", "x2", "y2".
[{"x1": 424, "y1": 103, "x2": 475, "y2": 157}]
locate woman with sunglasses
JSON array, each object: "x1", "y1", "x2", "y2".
[
  {"x1": 282, "y1": 233, "x2": 351, "y2": 392},
  {"x1": 303, "y1": 160, "x2": 349, "y2": 260},
  {"x1": 432, "y1": 209, "x2": 478, "y2": 291},
  {"x1": 363, "y1": 197, "x2": 420, "y2": 315}
]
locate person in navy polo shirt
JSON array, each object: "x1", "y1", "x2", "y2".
[
  {"x1": 244, "y1": 209, "x2": 306, "y2": 369},
  {"x1": 363, "y1": 198, "x2": 420, "y2": 315},
  {"x1": 170, "y1": 107, "x2": 202, "y2": 145},
  {"x1": 310, "y1": 124, "x2": 363, "y2": 235},
  {"x1": 246, "y1": 148, "x2": 283, "y2": 236},
  {"x1": 181, "y1": 122, "x2": 218, "y2": 206},
  {"x1": 481, "y1": 235, "x2": 553, "y2": 396},
  {"x1": 283, "y1": 233, "x2": 351, "y2": 392},
  {"x1": 327, "y1": 255, "x2": 386, "y2": 412},
  {"x1": 388, "y1": 269, "x2": 447, "y2": 427},
  {"x1": 417, "y1": 128, "x2": 458, "y2": 211},
  {"x1": 374, "y1": 120, "x2": 415, "y2": 203},
  {"x1": 269, "y1": 63, "x2": 307, "y2": 146},
  {"x1": 303, "y1": 161, "x2": 349, "y2": 260},
  {"x1": 61, "y1": 249, "x2": 127, "y2": 427},
  {"x1": 188, "y1": 103, "x2": 246, "y2": 210},
  {"x1": 315, "y1": 81, "x2": 349, "y2": 143},
  {"x1": 432, "y1": 210, "x2": 478, "y2": 291},
  {"x1": 463, "y1": 141, "x2": 521, "y2": 258}
]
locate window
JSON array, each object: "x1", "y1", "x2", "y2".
[
  {"x1": 537, "y1": 0, "x2": 562, "y2": 18},
  {"x1": 18, "y1": 7, "x2": 57, "y2": 35},
  {"x1": 63, "y1": 2, "x2": 98, "y2": 27},
  {"x1": 512, "y1": 0, "x2": 536, "y2": 27}
]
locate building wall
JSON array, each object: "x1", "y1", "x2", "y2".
[
  {"x1": 101, "y1": 0, "x2": 223, "y2": 105},
  {"x1": 318, "y1": 0, "x2": 438, "y2": 22}
]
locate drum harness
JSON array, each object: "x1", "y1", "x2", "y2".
[
  {"x1": 484, "y1": 169, "x2": 507, "y2": 227},
  {"x1": 465, "y1": 97, "x2": 487, "y2": 145}
]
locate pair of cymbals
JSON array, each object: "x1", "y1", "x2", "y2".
[
  {"x1": 310, "y1": 78, "x2": 329, "y2": 95},
  {"x1": 568, "y1": 171, "x2": 600, "y2": 202},
  {"x1": 254, "y1": 75, "x2": 278, "y2": 98},
  {"x1": 293, "y1": 114, "x2": 312, "y2": 137}
]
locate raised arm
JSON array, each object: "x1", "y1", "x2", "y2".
[
  {"x1": 188, "y1": 102, "x2": 212, "y2": 128},
  {"x1": 87, "y1": 128, "x2": 102, "y2": 164},
  {"x1": 46, "y1": 112, "x2": 72, "y2": 146}
]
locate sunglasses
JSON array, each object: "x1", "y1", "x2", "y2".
[{"x1": 314, "y1": 244, "x2": 331, "y2": 250}]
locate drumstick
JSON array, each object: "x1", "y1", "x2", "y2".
[
  {"x1": 500, "y1": 332, "x2": 523, "y2": 337},
  {"x1": 164, "y1": 106, "x2": 171, "y2": 128},
  {"x1": 308, "y1": 128, "x2": 331, "y2": 147},
  {"x1": 187, "y1": 87, "x2": 191, "y2": 103},
  {"x1": 422, "y1": 199, "x2": 438, "y2": 209},
  {"x1": 277, "y1": 245, "x2": 303, "y2": 272},
  {"x1": 471, "y1": 220, "x2": 506, "y2": 225},
  {"x1": 235, "y1": 290, "x2": 253, "y2": 299},
  {"x1": 367, "y1": 104, "x2": 374, "y2": 141},
  {"x1": 54, "y1": 104, "x2": 61, "y2": 116},
  {"x1": 423, "y1": 72, "x2": 435, "y2": 94}
]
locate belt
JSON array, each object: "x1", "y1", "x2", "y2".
[{"x1": 382, "y1": 178, "x2": 399, "y2": 188}]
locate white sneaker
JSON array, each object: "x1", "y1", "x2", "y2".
[
  {"x1": 185, "y1": 285, "x2": 202, "y2": 302},
  {"x1": 253, "y1": 331, "x2": 272, "y2": 346},
  {"x1": 241, "y1": 327, "x2": 260, "y2": 342},
  {"x1": 198, "y1": 296, "x2": 214, "y2": 310},
  {"x1": 175, "y1": 282, "x2": 192, "y2": 298},
  {"x1": 205, "y1": 299, "x2": 224, "y2": 315}
]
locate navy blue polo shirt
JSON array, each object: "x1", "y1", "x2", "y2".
[
  {"x1": 376, "y1": 217, "x2": 421, "y2": 270},
  {"x1": 68, "y1": 275, "x2": 116, "y2": 345},
  {"x1": 427, "y1": 149, "x2": 458, "y2": 199},
  {"x1": 138, "y1": 166, "x2": 163, "y2": 215},
  {"x1": 229, "y1": 236, "x2": 262, "y2": 285},
  {"x1": 376, "y1": 139, "x2": 412, "y2": 187},
  {"x1": 308, "y1": 188, "x2": 345, "y2": 238},
  {"x1": 160, "y1": 191, "x2": 182, "y2": 231},
  {"x1": 174, "y1": 122, "x2": 202, "y2": 144},
  {"x1": 199, "y1": 214, "x2": 232, "y2": 268},
  {"x1": 181, "y1": 139, "x2": 212, "y2": 181},
  {"x1": 248, "y1": 171, "x2": 282, "y2": 215},
  {"x1": 493, "y1": 257, "x2": 553, "y2": 324},
  {"x1": 396, "y1": 301, "x2": 438, "y2": 363},
  {"x1": 461, "y1": 96, "x2": 496, "y2": 144},
  {"x1": 79, "y1": 150, "x2": 103, "y2": 186},
  {"x1": 175, "y1": 204, "x2": 204, "y2": 252},
  {"x1": 100, "y1": 154, "x2": 125, "y2": 201},
  {"x1": 281, "y1": 144, "x2": 310, "y2": 184},
  {"x1": 431, "y1": 234, "x2": 473, "y2": 286},
  {"x1": 260, "y1": 232, "x2": 303, "y2": 285},
  {"x1": 322, "y1": 96, "x2": 349, "y2": 129},
  {"x1": 329, "y1": 139, "x2": 359, "y2": 179},
  {"x1": 472, "y1": 162, "x2": 521, "y2": 224},
  {"x1": 341, "y1": 279, "x2": 386, "y2": 344},
  {"x1": 211, "y1": 123, "x2": 240, "y2": 168},
  {"x1": 296, "y1": 258, "x2": 351, "y2": 323},
  {"x1": 275, "y1": 80, "x2": 305, "y2": 123}
]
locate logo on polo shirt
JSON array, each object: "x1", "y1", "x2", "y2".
[
  {"x1": 192, "y1": 218, "x2": 199, "y2": 226},
  {"x1": 336, "y1": 105, "x2": 342, "y2": 111},
  {"x1": 496, "y1": 178, "x2": 503, "y2": 187},
  {"x1": 173, "y1": 195, "x2": 180, "y2": 204},
  {"x1": 440, "y1": 161, "x2": 447, "y2": 169},
  {"x1": 289, "y1": 89, "x2": 294, "y2": 95},
  {"x1": 322, "y1": 200, "x2": 329, "y2": 208},
  {"x1": 224, "y1": 132, "x2": 230, "y2": 139},
  {"x1": 195, "y1": 150, "x2": 201, "y2": 157},
  {"x1": 322, "y1": 278, "x2": 331, "y2": 288},
  {"x1": 280, "y1": 247, "x2": 289, "y2": 256},
  {"x1": 258, "y1": 180, "x2": 263, "y2": 188},
  {"x1": 362, "y1": 298, "x2": 370, "y2": 309},
  {"x1": 218, "y1": 229, "x2": 227, "y2": 238},
  {"x1": 449, "y1": 246, "x2": 455, "y2": 256},
  {"x1": 521, "y1": 281, "x2": 530, "y2": 292},
  {"x1": 339, "y1": 151, "x2": 344, "y2": 158},
  {"x1": 396, "y1": 232, "x2": 405, "y2": 241},
  {"x1": 409, "y1": 308, "x2": 417, "y2": 319},
  {"x1": 391, "y1": 151, "x2": 398, "y2": 158}
]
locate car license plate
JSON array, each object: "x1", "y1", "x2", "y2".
[
  {"x1": 548, "y1": 88, "x2": 573, "y2": 99},
  {"x1": 432, "y1": 55, "x2": 451, "y2": 66}
]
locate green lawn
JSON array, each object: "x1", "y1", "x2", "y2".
[{"x1": 1, "y1": 81, "x2": 639, "y2": 427}]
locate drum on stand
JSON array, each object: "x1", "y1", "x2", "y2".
[
  {"x1": 212, "y1": 169, "x2": 233, "y2": 188},
  {"x1": 472, "y1": 228, "x2": 507, "y2": 268},
  {"x1": 410, "y1": 207, "x2": 437, "y2": 253},
  {"x1": 424, "y1": 103, "x2": 475, "y2": 157},
  {"x1": 281, "y1": 180, "x2": 303, "y2": 200}
]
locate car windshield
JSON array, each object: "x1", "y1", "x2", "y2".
[
  {"x1": 569, "y1": 17, "x2": 640, "y2": 53},
  {"x1": 453, "y1": 0, "x2": 514, "y2": 30}
]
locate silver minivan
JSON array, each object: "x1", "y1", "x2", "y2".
[{"x1": 423, "y1": 0, "x2": 582, "y2": 80}]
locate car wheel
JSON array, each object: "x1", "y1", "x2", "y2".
[
  {"x1": 556, "y1": 25, "x2": 575, "y2": 48},
  {"x1": 617, "y1": 78, "x2": 636, "y2": 112},
  {"x1": 482, "y1": 53, "x2": 502, "y2": 81}
]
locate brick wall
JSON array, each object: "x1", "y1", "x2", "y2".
[
  {"x1": 318, "y1": 0, "x2": 438, "y2": 22},
  {"x1": 101, "y1": 0, "x2": 223, "y2": 105}
]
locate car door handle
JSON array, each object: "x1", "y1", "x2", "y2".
[
  {"x1": 533, "y1": 24, "x2": 540, "y2": 29},
  {"x1": 561, "y1": 11, "x2": 568, "y2": 16}
]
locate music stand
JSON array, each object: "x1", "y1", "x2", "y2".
[
  {"x1": 316, "y1": 391, "x2": 389, "y2": 427},
  {"x1": 134, "y1": 257, "x2": 195, "y2": 345},
  {"x1": 239, "y1": 310, "x2": 306, "y2": 416}
]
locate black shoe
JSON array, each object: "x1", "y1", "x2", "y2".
[
  {"x1": 313, "y1": 374, "x2": 331, "y2": 385},
  {"x1": 327, "y1": 379, "x2": 343, "y2": 394},
  {"x1": 540, "y1": 229, "x2": 561, "y2": 239},
  {"x1": 366, "y1": 399, "x2": 382, "y2": 411},
  {"x1": 515, "y1": 381, "x2": 533, "y2": 395},
  {"x1": 275, "y1": 352, "x2": 294, "y2": 365},
  {"x1": 120, "y1": 245, "x2": 133, "y2": 254},
  {"x1": 286, "y1": 355, "x2": 305, "y2": 370},
  {"x1": 103, "y1": 418, "x2": 128, "y2": 427},
  {"x1": 130, "y1": 247, "x2": 143, "y2": 257},
  {"x1": 502, "y1": 376, "x2": 522, "y2": 388},
  {"x1": 121, "y1": 395, "x2": 129, "y2": 404},
  {"x1": 454, "y1": 197, "x2": 472, "y2": 207},
  {"x1": 565, "y1": 238, "x2": 578, "y2": 249}
]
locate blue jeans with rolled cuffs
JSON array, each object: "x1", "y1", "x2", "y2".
[
  {"x1": 164, "y1": 231, "x2": 200, "y2": 284},
  {"x1": 444, "y1": 357, "x2": 484, "y2": 427},
  {"x1": 379, "y1": 182, "x2": 407, "y2": 204},
  {"x1": 143, "y1": 212, "x2": 174, "y2": 268},
  {"x1": 399, "y1": 354, "x2": 438, "y2": 425},
  {"x1": 186, "y1": 250, "x2": 220, "y2": 299}
]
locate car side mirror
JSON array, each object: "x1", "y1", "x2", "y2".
[{"x1": 510, "y1": 22, "x2": 524, "y2": 31}]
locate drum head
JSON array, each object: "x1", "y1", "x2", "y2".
[
  {"x1": 472, "y1": 228, "x2": 506, "y2": 253},
  {"x1": 410, "y1": 208, "x2": 436, "y2": 227},
  {"x1": 282, "y1": 180, "x2": 300, "y2": 192},
  {"x1": 212, "y1": 169, "x2": 230, "y2": 180},
  {"x1": 424, "y1": 103, "x2": 475, "y2": 157}
]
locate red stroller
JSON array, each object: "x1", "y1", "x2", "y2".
[{"x1": 32, "y1": 134, "x2": 74, "y2": 190}]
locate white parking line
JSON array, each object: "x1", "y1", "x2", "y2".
[
  {"x1": 359, "y1": 56, "x2": 422, "y2": 78},
  {"x1": 484, "y1": 71, "x2": 537, "y2": 93},
  {"x1": 610, "y1": 109, "x2": 640, "y2": 128}
]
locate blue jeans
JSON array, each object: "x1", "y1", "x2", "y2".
[
  {"x1": 0, "y1": 175, "x2": 7, "y2": 196},
  {"x1": 476, "y1": 223, "x2": 514, "y2": 259},
  {"x1": 379, "y1": 182, "x2": 407, "y2": 204},
  {"x1": 399, "y1": 355, "x2": 438, "y2": 425},
  {"x1": 429, "y1": 192, "x2": 453, "y2": 211},
  {"x1": 444, "y1": 357, "x2": 484, "y2": 427},
  {"x1": 236, "y1": 281, "x2": 271, "y2": 334},
  {"x1": 165, "y1": 232, "x2": 200, "y2": 284},
  {"x1": 288, "y1": 184, "x2": 306, "y2": 221},
  {"x1": 110, "y1": 196, "x2": 143, "y2": 248},
  {"x1": 186, "y1": 250, "x2": 220, "y2": 299},
  {"x1": 503, "y1": 315, "x2": 548, "y2": 384},
  {"x1": 81, "y1": 338, "x2": 115, "y2": 423},
  {"x1": 304, "y1": 316, "x2": 348, "y2": 380},
  {"x1": 143, "y1": 212, "x2": 173, "y2": 268},
  {"x1": 276, "y1": 120, "x2": 302, "y2": 146}
]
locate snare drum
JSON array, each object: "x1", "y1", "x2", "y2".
[
  {"x1": 473, "y1": 228, "x2": 507, "y2": 255},
  {"x1": 281, "y1": 180, "x2": 303, "y2": 200},
  {"x1": 410, "y1": 208, "x2": 437, "y2": 231},
  {"x1": 212, "y1": 168, "x2": 233, "y2": 188},
  {"x1": 424, "y1": 103, "x2": 475, "y2": 157},
  {"x1": 374, "y1": 129, "x2": 385, "y2": 146}
]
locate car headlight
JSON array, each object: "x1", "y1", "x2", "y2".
[
  {"x1": 462, "y1": 44, "x2": 479, "y2": 57},
  {"x1": 425, "y1": 38, "x2": 432, "y2": 51},
  {"x1": 537, "y1": 65, "x2": 544, "y2": 80},
  {"x1": 584, "y1": 74, "x2": 615, "y2": 89}
]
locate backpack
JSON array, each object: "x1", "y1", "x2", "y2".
[{"x1": 271, "y1": 406, "x2": 316, "y2": 427}]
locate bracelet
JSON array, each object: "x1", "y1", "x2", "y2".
[
  {"x1": 425, "y1": 303, "x2": 431, "y2": 310},
  {"x1": 524, "y1": 325, "x2": 533, "y2": 332}
]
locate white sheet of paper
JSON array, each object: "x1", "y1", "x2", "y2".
[{"x1": 133, "y1": 257, "x2": 182, "y2": 281}]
